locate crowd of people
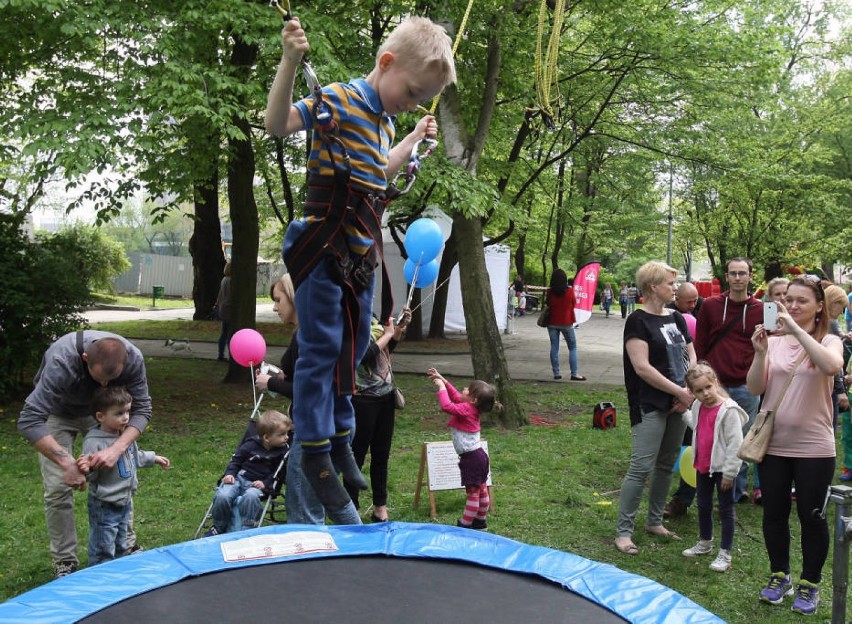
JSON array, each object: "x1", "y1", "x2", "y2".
[{"x1": 13, "y1": 7, "x2": 852, "y2": 618}]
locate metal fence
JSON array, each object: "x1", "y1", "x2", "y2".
[{"x1": 112, "y1": 253, "x2": 286, "y2": 298}]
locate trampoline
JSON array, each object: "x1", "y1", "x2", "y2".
[{"x1": 0, "y1": 523, "x2": 723, "y2": 623}]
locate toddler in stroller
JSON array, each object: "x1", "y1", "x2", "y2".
[{"x1": 199, "y1": 409, "x2": 292, "y2": 537}]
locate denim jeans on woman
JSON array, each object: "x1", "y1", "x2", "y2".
[
  {"x1": 617, "y1": 408, "x2": 687, "y2": 537},
  {"x1": 725, "y1": 384, "x2": 760, "y2": 501},
  {"x1": 548, "y1": 325, "x2": 578, "y2": 378}
]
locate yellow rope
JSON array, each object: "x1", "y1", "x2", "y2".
[
  {"x1": 535, "y1": 0, "x2": 565, "y2": 124},
  {"x1": 428, "y1": 0, "x2": 476, "y2": 115}
]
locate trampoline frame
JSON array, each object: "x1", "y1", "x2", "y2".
[{"x1": 0, "y1": 522, "x2": 723, "y2": 624}]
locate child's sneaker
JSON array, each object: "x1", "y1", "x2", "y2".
[
  {"x1": 791, "y1": 580, "x2": 819, "y2": 615},
  {"x1": 839, "y1": 468, "x2": 852, "y2": 482},
  {"x1": 760, "y1": 572, "x2": 794, "y2": 604},
  {"x1": 752, "y1": 488, "x2": 763, "y2": 505},
  {"x1": 682, "y1": 539, "x2": 713, "y2": 557},
  {"x1": 471, "y1": 518, "x2": 488, "y2": 530},
  {"x1": 202, "y1": 526, "x2": 219, "y2": 538},
  {"x1": 709, "y1": 549, "x2": 732, "y2": 572}
]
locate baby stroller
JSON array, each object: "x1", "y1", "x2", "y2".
[{"x1": 194, "y1": 398, "x2": 290, "y2": 539}]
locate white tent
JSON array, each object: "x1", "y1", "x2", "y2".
[{"x1": 374, "y1": 210, "x2": 510, "y2": 334}]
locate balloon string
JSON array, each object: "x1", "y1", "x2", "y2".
[
  {"x1": 408, "y1": 276, "x2": 451, "y2": 314},
  {"x1": 249, "y1": 362, "x2": 259, "y2": 419}
]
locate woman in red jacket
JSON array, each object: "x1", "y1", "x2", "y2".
[{"x1": 546, "y1": 269, "x2": 586, "y2": 381}]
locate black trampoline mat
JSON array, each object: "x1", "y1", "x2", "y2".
[{"x1": 80, "y1": 555, "x2": 628, "y2": 623}]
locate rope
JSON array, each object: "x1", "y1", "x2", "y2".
[
  {"x1": 534, "y1": 0, "x2": 566, "y2": 127},
  {"x1": 428, "y1": 0, "x2": 476, "y2": 115}
]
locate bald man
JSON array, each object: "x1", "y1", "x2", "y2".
[
  {"x1": 19, "y1": 331, "x2": 151, "y2": 577},
  {"x1": 666, "y1": 282, "x2": 703, "y2": 317}
]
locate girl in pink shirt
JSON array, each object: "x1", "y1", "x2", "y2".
[
  {"x1": 427, "y1": 368, "x2": 498, "y2": 529},
  {"x1": 681, "y1": 363, "x2": 746, "y2": 573}
]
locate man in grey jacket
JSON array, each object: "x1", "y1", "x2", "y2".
[{"x1": 18, "y1": 330, "x2": 152, "y2": 577}]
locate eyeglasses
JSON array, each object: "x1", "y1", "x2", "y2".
[{"x1": 726, "y1": 271, "x2": 751, "y2": 278}]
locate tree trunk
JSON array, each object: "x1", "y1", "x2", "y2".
[
  {"x1": 223, "y1": 35, "x2": 260, "y2": 383},
  {"x1": 454, "y1": 215, "x2": 526, "y2": 427}
]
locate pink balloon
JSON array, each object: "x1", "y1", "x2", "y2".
[
  {"x1": 229, "y1": 329, "x2": 266, "y2": 367},
  {"x1": 683, "y1": 313, "x2": 697, "y2": 339}
]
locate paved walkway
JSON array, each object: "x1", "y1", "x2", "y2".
[{"x1": 85, "y1": 306, "x2": 627, "y2": 387}]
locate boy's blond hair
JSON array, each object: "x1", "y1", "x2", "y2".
[
  {"x1": 257, "y1": 409, "x2": 293, "y2": 437},
  {"x1": 377, "y1": 17, "x2": 456, "y2": 86}
]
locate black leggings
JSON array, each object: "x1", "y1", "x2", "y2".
[
  {"x1": 346, "y1": 393, "x2": 396, "y2": 507},
  {"x1": 759, "y1": 454, "x2": 834, "y2": 583}
]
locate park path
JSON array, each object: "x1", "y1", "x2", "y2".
[{"x1": 84, "y1": 305, "x2": 627, "y2": 386}]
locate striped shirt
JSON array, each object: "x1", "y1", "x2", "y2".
[{"x1": 294, "y1": 78, "x2": 395, "y2": 255}]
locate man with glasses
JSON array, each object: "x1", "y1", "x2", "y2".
[{"x1": 693, "y1": 258, "x2": 764, "y2": 504}]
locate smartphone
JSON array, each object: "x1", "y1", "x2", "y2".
[{"x1": 763, "y1": 302, "x2": 778, "y2": 331}]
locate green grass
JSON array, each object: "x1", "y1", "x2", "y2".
[{"x1": 1, "y1": 359, "x2": 849, "y2": 622}]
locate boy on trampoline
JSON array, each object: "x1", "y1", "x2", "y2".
[
  {"x1": 77, "y1": 386, "x2": 170, "y2": 565},
  {"x1": 427, "y1": 368, "x2": 499, "y2": 529},
  {"x1": 265, "y1": 15, "x2": 456, "y2": 522},
  {"x1": 204, "y1": 409, "x2": 292, "y2": 537}
]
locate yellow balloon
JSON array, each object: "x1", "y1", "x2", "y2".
[{"x1": 679, "y1": 446, "x2": 697, "y2": 488}]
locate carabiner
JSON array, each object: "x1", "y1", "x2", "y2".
[
  {"x1": 270, "y1": 0, "x2": 291, "y2": 21},
  {"x1": 393, "y1": 137, "x2": 438, "y2": 194}
]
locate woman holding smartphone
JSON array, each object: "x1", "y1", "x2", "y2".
[{"x1": 746, "y1": 275, "x2": 843, "y2": 615}]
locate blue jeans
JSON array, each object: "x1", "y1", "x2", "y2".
[
  {"x1": 284, "y1": 435, "x2": 361, "y2": 525},
  {"x1": 696, "y1": 471, "x2": 735, "y2": 550},
  {"x1": 217, "y1": 321, "x2": 229, "y2": 359},
  {"x1": 287, "y1": 250, "x2": 373, "y2": 452},
  {"x1": 725, "y1": 384, "x2": 760, "y2": 500},
  {"x1": 87, "y1": 496, "x2": 131, "y2": 565},
  {"x1": 285, "y1": 436, "x2": 326, "y2": 525},
  {"x1": 617, "y1": 408, "x2": 686, "y2": 537},
  {"x1": 548, "y1": 326, "x2": 578, "y2": 377},
  {"x1": 211, "y1": 474, "x2": 265, "y2": 532}
]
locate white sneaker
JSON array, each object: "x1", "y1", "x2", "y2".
[
  {"x1": 682, "y1": 539, "x2": 713, "y2": 557},
  {"x1": 709, "y1": 549, "x2": 732, "y2": 572}
]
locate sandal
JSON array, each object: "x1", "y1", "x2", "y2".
[
  {"x1": 645, "y1": 525, "x2": 681, "y2": 540},
  {"x1": 570, "y1": 375, "x2": 587, "y2": 381},
  {"x1": 614, "y1": 538, "x2": 639, "y2": 556}
]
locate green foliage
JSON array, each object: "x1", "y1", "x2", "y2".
[
  {"x1": 0, "y1": 215, "x2": 92, "y2": 401},
  {"x1": 35, "y1": 225, "x2": 130, "y2": 293}
]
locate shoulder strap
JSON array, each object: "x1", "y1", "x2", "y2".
[
  {"x1": 703, "y1": 305, "x2": 747, "y2": 355},
  {"x1": 767, "y1": 350, "x2": 808, "y2": 412},
  {"x1": 76, "y1": 330, "x2": 85, "y2": 357}
]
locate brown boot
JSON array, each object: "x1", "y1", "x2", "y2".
[{"x1": 663, "y1": 498, "x2": 688, "y2": 519}]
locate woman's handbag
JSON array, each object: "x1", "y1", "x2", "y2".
[
  {"x1": 737, "y1": 352, "x2": 806, "y2": 463},
  {"x1": 394, "y1": 387, "x2": 405, "y2": 410},
  {"x1": 537, "y1": 304, "x2": 551, "y2": 328}
]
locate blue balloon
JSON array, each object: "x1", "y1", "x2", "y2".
[
  {"x1": 404, "y1": 218, "x2": 443, "y2": 264},
  {"x1": 404, "y1": 258, "x2": 440, "y2": 288}
]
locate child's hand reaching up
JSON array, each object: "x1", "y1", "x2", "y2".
[{"x1": 427, "y1": 368, "x2": 446, "y2": 389}]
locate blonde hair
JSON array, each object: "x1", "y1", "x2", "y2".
[
  {"x1": 377, "y1": 17, "x2": 457, "y2": 86},
  {"x1": 685, "y1": 362, "x2": 728, "y2": 396},
  {"x1": 635, "y1": 261, "x2": 677, "y2": 295},
  {"x1": 257, "y1": 409, "x2": 292, "y2": 437},
  {"x1": 765, "y1": 277, "x2": 789, "y2": 300},
  {"x1": 824, "y1": 284, "x2": 848, "y2": 318}
]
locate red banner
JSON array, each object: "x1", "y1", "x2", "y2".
[{"x1": 572, "y1": 262, "x2": 601, "y2": 324}]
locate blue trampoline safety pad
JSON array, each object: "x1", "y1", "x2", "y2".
[{"x1": 0, "y1": 522, "x2": 724, "y2": 623}]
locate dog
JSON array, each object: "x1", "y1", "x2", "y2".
[{"x1": 164, "y1": 339, "x2": 192, "y2": 352}]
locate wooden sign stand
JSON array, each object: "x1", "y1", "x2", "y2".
[{"x1": 413, "y1": 440, "x2": 494, "y2": 518}]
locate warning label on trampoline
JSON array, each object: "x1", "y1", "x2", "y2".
[{"x1": 221, "y1": 531, "x2": 339, "y2": 562}]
